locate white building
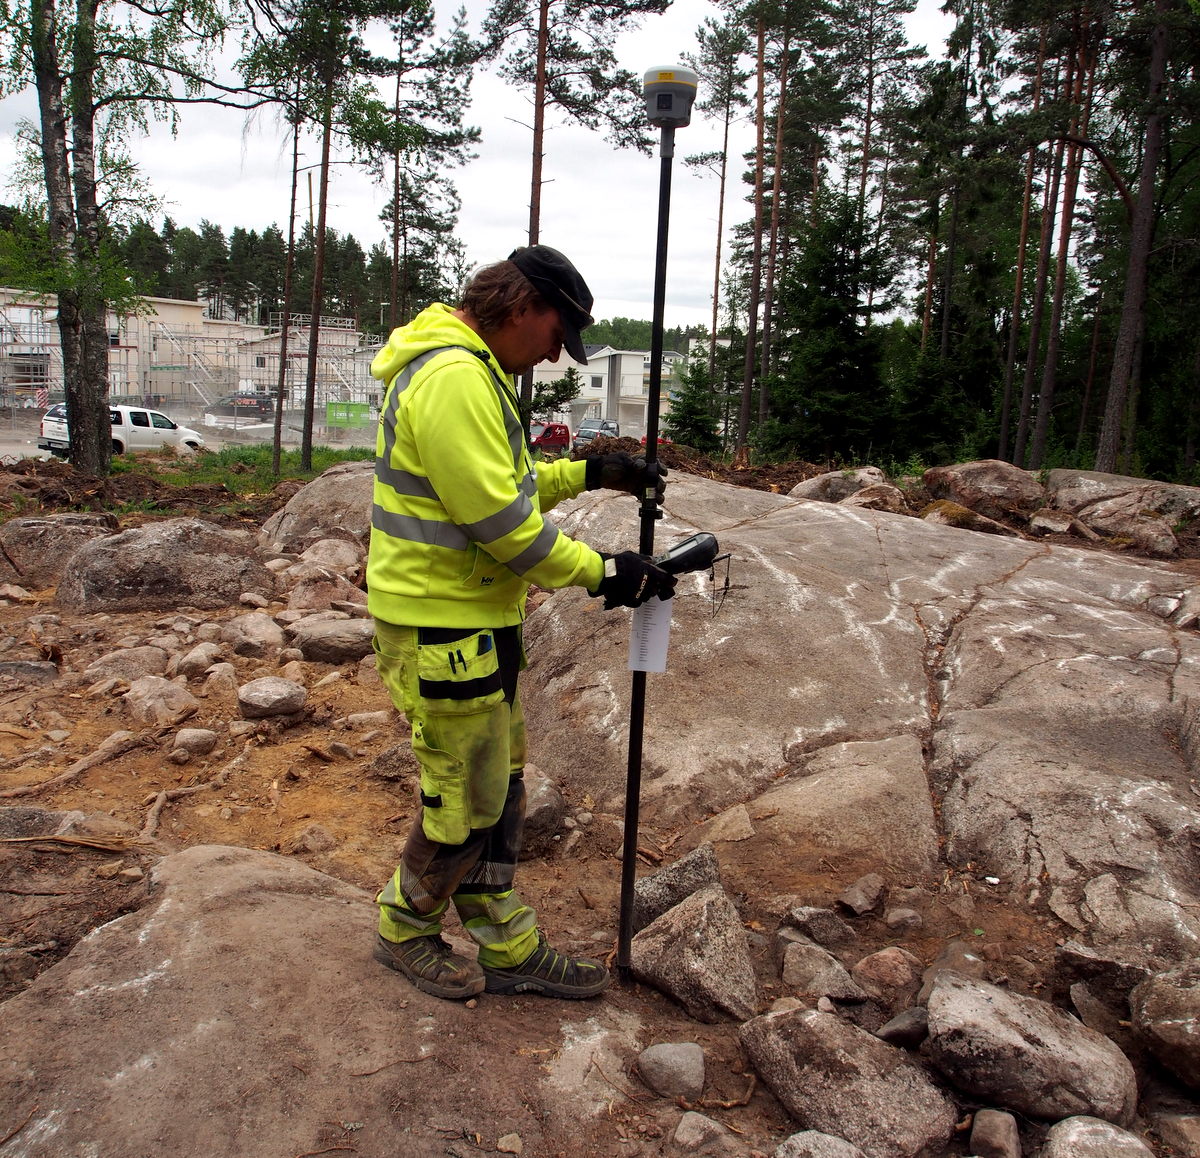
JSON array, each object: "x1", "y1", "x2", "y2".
[
  {"x1": 0, "y1": 287, "x2": 376, "y2": 418},
  {"x1": 531, "y1": 344, "x2": 682, "y2": 437}
]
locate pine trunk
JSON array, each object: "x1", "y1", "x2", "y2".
[
  {"x1": 1029, "y1": 36, "x2": 1092, "y2": 470},
  {"x1": 758, "y1": 35, "x2": 790, "y2": 425},
  {"x1": 1096, "y1": 0, "x2": 1168, "y2": 472},
  {"x1": 708, "y1": 108, "x2": 732, "y2": 383},
  {"x1": 301, "y1": 78, "x2": 335, "y2": 471},
  {"x1": 1014, "y1": 90, "x2": 1066, "y2": 467},
  {"x1": 735, "y1": 20, "x2": 767, "y2": 465},
  {"x1": 273, "y1": 97, "x2": 301, "y2": 477},
  {"x1": 998, "y1": 28, "x2": 1047, "y2": 461}
]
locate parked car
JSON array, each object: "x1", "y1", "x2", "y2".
[
  {"x1": 529, "y1": 421, "x2": 570, "y2": 455},
  {"x1": 38, "y1": 404, "x2": 206, "y2": 457},
  {"x1": 572, "y1": 418, "x2": 620, "y2": 452},
  {"x1": 203, "y1": 392, "x2": 274, "y2": 421},
  {"x1": 640, "y1": 434, "x2": 672, "y2": 446}
]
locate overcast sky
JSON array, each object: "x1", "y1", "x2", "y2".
[{"x1": 0, "y1": 0, "x2": 952, "y2": 330}]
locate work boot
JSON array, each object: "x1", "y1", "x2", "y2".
[
  {"x1": 482, "y1": 933, "x2": 609, "y2": 999},
  {"x1": 373, "y1": 933, "x2": 486, "y2": 1000}
]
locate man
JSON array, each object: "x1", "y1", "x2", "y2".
[{"x1": 367, "y1": 244, "x2": 675, "y2": 1001}]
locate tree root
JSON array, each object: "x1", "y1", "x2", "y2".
[
  {"x1": 677, "y1": 1075, "x2": 757, "y2": 1111},
  {"x1": 0, "y1": 729, "x2": 174, "y2": 801},
  {"x1": 139, "y1": 743, "x2": 254, "y2": 840}
]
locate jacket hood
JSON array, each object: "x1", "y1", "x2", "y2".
[{"x1": 370, "y1": 304, "x2": 499, "y2": 386}]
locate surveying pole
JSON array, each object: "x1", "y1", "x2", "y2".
[{"x1": 617, "y1": 65, "x2": 699, "y2": 981}]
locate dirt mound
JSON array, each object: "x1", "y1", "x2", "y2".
[
  {"x1": 573, "y1": 436, "x2": 828, "y2": 495},
  {"x1": 0, "y1": 457, "x2": 294, "y2": 527}
]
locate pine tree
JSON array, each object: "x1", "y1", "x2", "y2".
[{"x1": 664, "y1": 358, "x2": 722, "y2": 455}]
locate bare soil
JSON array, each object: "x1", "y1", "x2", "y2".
[{"x1": 0, "y1": 446, "x2": 1193, "y2": 1154}]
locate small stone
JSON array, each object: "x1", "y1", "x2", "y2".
[
  {"x1": 636, "y1": 1042, "x2": 705, "y2": 1100},
  {"x1": 836, "y1": 873, "x2": 887, "y2": 916},
  {"x1": 168, "y1": 748, "x2": 191, "y2": 765},
  {"x1": 174, "y1": 727, "x2": 219, "y2": 755},
  {"x1": 885, "y1": 907, "x2": 922, "y2": 931},
  {"x1": 237, "y1": 676, "x2": 307, "y2": 719},
  {"x1": 347, "y1": 710, "x2": 393, "y2": 729},
  {"x1": 497, "y1": 1133, "x2": 523, "y2": 1154},
  {"x1": 328, "y1": 741, "x2": 355, "y2": 759},
  {"x1": 875, "y1": 1007, "x2": 929, "y2": 1048},
  {"x1": 239, "y1": 592, "x2": 269, "y2": 608},
  {"x1": 46, "y1": 729, "x2": 71, "y2": 742},
  {"x1": 118, "y1": 866, "x2": 144, "y2": 881}
]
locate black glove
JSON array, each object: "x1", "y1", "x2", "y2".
[
  {"x1": 591, "y1": 551, "x2": 677, "y2": 610},
  {"x1": 585, "y1": 453, "x2": 667, "y2": 504}
]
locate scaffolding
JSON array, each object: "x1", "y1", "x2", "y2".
[
  {"x1": 0, "y1": 299, "x2": 63, "y2": 405},
  {"x1": 0, "y1": 288, "x2": 382, "y2": 419}
]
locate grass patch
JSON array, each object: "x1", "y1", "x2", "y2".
[{"x1": 109, "y1": 444, "x2": 374, "y2": 494}]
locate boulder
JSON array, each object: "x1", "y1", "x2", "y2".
[
  {"x1": 176, "y1": 642, "x2": 225, "y2": 680},
  {"x1": 122, "y1": 675, "x2": 201, "y2": 726},
  {"x1": 740, "y1": 1008, "x2": 958, "y2": 1158},
  {"x1": 220, "y1": 611, "x2": 286, "y2": 658},
  {"x1": 297, "y1": 538, "x2": 365, "y2": 580},
  {"x1": 841, "y1": 483, "x2": 909, "y2": 514},
  {"x1": 1045, "y1": 469, "x2": 1200, "y2": 524},
  {"x1": 1040, "y1": 1116, "x2": 1155, "y2": 1158},
  {"x1": 258, "y1": 460, "x2": 374, "y2": 553},
  {"x1": 84, "y1": 646, "x2": 169, "y2": 682},
  {"x1": 630, "y1": 882, "x2": 758, "y2": 1022},
  {"x1": 0, "y1": 845, "x2": 653, "y2": 1156},
  {"x1": 0, "y1": 512, "x2": 118, "y2": 589},
  {"x1": 1070, "y1": 492, "x2": 1179, "y2": 556},
  {"x1": 780, "y1": 941, "x2": 866, "y2": 1002},
  {"x1": 1130, "y1": 961, "x2": 1200, "y2": 1090},
  {"x1": 923, "y1": 460, "x2": 1046, "y2": 520},
  {"x1": 529, "y1": 474, "x2": 1200, "y2": 972},
  {"x1": 775, "y1": 1132, "x2": 868, "y2": 1158},
  {"x1": 287, "y1": 618, "x2": 376, "y2": 664},
  {"x1": 920, "y1": 499, "x2": 1021, "y2": 536},
  {"x1": 924, "y1": 972, "x2": 1137, "y2": 1124},
  {"x1": 850, "y1": 947, "x2": 923, "y2": 1014},
  {"x1": 789, "y1": 468, "x2": 888, "y2": 503},
  {"x1": 632, "y1": 842, "x2": 723, "y2": 932},
  {"x1": 57, "y1": 518, "x2": 273, "y2": 612}
]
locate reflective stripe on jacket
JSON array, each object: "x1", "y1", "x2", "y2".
[{"x1": 366, "y1": 304, "x2": 604, "y2": 628}]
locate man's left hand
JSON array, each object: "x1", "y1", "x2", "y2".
[{"x1": 586, "y1": 452, "x2": 667, "y2": 503}]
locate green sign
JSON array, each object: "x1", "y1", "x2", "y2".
[{"x1": 325, "y1": 401, "x2": 371, "y2": 428}]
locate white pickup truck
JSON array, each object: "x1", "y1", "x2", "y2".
[{"x1": 38, "y1": 404, "x2": 207, "y2": 457}]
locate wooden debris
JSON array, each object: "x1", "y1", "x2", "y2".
[{"x1": 0, "y1": 834, "x2": 144, "y2": 853}]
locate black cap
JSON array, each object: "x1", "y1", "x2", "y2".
[{"x1": 508, "y1": 245, "x2": 594, "y2": 363}]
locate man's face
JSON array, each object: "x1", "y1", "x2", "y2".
[{"x1": 495, "y1": 304, "x2": 564, "y2": 375}]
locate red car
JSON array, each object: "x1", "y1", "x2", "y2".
[
  {"x1": 529, "y1": 421, "x2": 570, "y2": 454},
  {"x1": 640, "y1": 434, "x2": 672, "y2": 446}
]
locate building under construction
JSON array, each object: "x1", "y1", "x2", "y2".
[{"x1": 0, "y1": 287, "x2": 379, "y2": 420}]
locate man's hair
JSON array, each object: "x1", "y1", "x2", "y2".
[{"x1": 460, "y1": 260, "x2": 548, "y2": 333}]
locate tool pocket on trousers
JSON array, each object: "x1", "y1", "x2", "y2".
[
  {"x1": 415, "y1": 627, "x2": 504, "y2": 715},
  {"x1": 411, "y1": 726, "x2": 471, "y2": 846}
]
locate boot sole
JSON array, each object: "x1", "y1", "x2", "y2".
[
  {"x1": 483, "y1": 971, "x2": 609, "y2": 999},
  {"x1": 373, "y1": 941, "x2": 486, "y2": 1000}
]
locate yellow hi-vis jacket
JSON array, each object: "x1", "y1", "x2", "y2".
[{"x1": 366, "y1": 303, "x2": 605, "y2": 628}]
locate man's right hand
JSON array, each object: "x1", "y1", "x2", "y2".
[{"x1": 592, "y1": 552, "x2": 677, "y2": 609}]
